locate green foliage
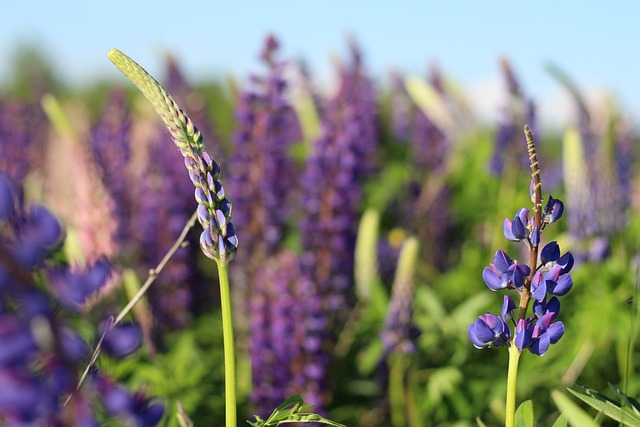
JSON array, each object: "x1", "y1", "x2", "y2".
[
  {"x1": 567, "y1": 383, "x2": 640, "y2": 426},
  {"x1": 247, "y1": 395, "x2": 347, "y2": 427},
  {"x1": 514, "y1": 400, "x2": 533, "y2": 427},
  {"x1": 552, "y1": 390, "x2": 599, "y2": 427}
]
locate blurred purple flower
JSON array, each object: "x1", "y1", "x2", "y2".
[{"x1": 250, "y1": 251, "x2": 329, "y2": 418}]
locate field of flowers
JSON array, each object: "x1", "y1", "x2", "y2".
[{"x1": 1, "y1": 35, "x2": 639, "y2": 426}]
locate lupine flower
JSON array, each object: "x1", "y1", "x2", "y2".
[
  {"x1": 89, "y1": 89, "x2": 133, "y2": 248},
  {"x1": 108, "y1": 48, "x2": 237, "y2": 264},
  {"x1": 249, "y1": 251, "x2": 328, "y2": 418},
  {"x1": 0, "y1": 173, "x2": 158, "y2": 425},
  {"x1": 389, "y1": 71, "x2": 453, "y2": 270},
  {"x1": 228, "y1": 34, "x2": 301, "y2": 277},
  {"x1": 380, "y1": 237, "x2": 420, "y2": 356},
  {"x1": 132, "y1": 130, "x2": 196, "y2": 330},
  {"x1": 489, "y1": 58, "x2": 536, "y2": 175},
  {"x1": 300, "y1": 40, "x2": 379, "y2": 317},
  {"x1": 470, "y1": 126, "x2": 572, "y2": 357},
  {"x1": 0, "y1": 96, "x2": 48, "y2": 186},
  {"x1": 554, "y1": 67, "x2": 634, "y2": 261},
  {"x1": 468, "y1": 312, "x2": 511, "y2": 349},
  {"x1": 94, "y1": 374, "x2": 164, "y2": 426}
]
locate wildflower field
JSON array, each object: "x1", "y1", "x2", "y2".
[{"x1": 1, "y1": 36, "x2": 639, "y2": 426}]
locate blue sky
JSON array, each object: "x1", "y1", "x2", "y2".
[{"x1": 1, "y1": 1, "x2": 638, "y2": 126}]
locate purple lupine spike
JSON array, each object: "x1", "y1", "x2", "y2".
[
  {"x1": 227, "y1": 35, "x2": 301, "y2": 280},
  {"x1": 470, "y1": 126, "x2": 573, "y2": 357},
  {"x1": 489, "y1": 59, "x2": 536, "y2": 175},
  {"x1": 249, "y1": 251, "x2": 328, "y2": 418},
  {"x1": 390, "y1": 70, "x2": 454, "y2": 269},
  {"x1": 380, "y1": 248, "x2": 420, "y2": 356},
  {"x1": 0, "y1": 96, "x2": 48, "y2": 185},
  {"x1": 89, "y1": 89, "x2": 133, "y2": 247},
  {"x1": 300, "y1": 42, "x2": 379, "y2": 320},
  {"x1": 131, "y1": 131, "x2": 197, "y2": 330}
]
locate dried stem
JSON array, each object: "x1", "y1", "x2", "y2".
[{"x1": 64, "y1": 210, "x2": 198, "y2": 406}]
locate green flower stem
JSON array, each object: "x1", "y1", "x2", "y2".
[
  {"x1": 505, "y1": 344, "x2": 521, "y2": 427},
  {"x1": 216, "y1": 259, "x2": 237, "y2": 427}
]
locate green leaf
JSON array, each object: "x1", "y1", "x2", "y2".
[
  {"x1": 247, "y1": 394, "x2": 347, "y2": 427},
  {"x1": 552, "y1": 390, "x2": 599, "y2": 427},
  {"x1": 404, "y1": 75, "x2": 452, "y2": 130},
  {"x1": 609, "y1": 382, "x2": 640, "y2": 417},
  {"x1": 514, "y1": 400, "x2": 534, "y2": 427},
  {"x1": 550, "y1": 414, "x2": 568, "y2": 427},
  {"x1": 567, "y1": 386, "x2": 640, "y2": 426},
  {"x1": 354, "y1": 208, "x2": 380, "y2": 304},
  {"x1": 475, "y1": 417, "x2": 488, "y2": 427}
]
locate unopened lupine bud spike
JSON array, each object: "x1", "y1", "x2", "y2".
[{"x1": 108, "y1": 48, "x2": 237, "y2": 262}]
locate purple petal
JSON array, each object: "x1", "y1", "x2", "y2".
[
  {"x1": 530, "y1": 225, "x2": 540, "y2": 246},
  {"x1": 540, "y1": 241, "x2": 560, "y2": 264},
  {"x1": 468, "y1": 324, "x2": 488, "y2": 348},
  {"x1": 501, "y1": 295, "x2": 516, "y2": 321},
  {"x1": 550, "y1": 274, "x2": 573, "y2": 296},
  {"x1": 530, "y1": 333, "x2": 551, "y2": 356},
  {"x1": 102, "y1": 323, "x2": 142, "y2": 359},
  {"x1": 493, "y1": 250, "x2": 513, "y2": 273},
  {"x1": 508, "y1": 263, "x2": 530, "y2": 288},
  {"x1": 532, "y1": 277, "x2": 547, "y2": 302},
  {"x1": 0, "y1": 174, "x2": 15, "y2": 221},
  {"x1": 547, "y1": 321, "x2": 565, "y2": 343},
  {"x1": 482, "y1": 267, "x2": 505, "y2": 291},
  {"x1": 503, "y1": 218, "x2": 517, "y2": 241},
  {"x1": 557, "y1": 252, "x2": 574, "y2": 274},
  {"x1": 514, "y1": 319, "x2": 532, "y2": 350}
]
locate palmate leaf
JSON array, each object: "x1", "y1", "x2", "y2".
[
  {"x1": 566, "y1": 384, "x2": 640, "y2": 426},
  {"x1": 247, "y1": 394, "x2": 347, "y2": 427}
]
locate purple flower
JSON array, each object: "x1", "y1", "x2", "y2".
[
  {"x1": 482, "y1": 250, "x2": 529, "y2": 291},
  {"x1": 46, "y1": 258, "x2": 112, "y2": 310},
  {"x1": 95, "y1": 374, "x2": 165, "y2": 426},
  {"x1": 0, "y1": 175, "x2": 161, "y2": 425},
  {"x1": 228, "y1": 34, "x2": 301, "y2": 275},
  {"x1": 468, "y1": 313, "x2": 511, "y2": 349},
  {"x1": 132, "y1": 132, "x2": 197, "y2": 330},
  {"x1": 250, "y1": 251, "x2": 329, "y2": 418},
  {"x1": 101, "y1": 322, "x2": 142, "y2": 359},
  {"x1": 501, "y1": 295, "x2": 516, "y2": 322},
  {"x1": 470, "y1": 126, "x2": 572, "y2": 358},
  {"x1": 503, "y1": 208, "x2": 530, "y2": 242},
  {"x1": 540, "y1": 241, "x2": 561, "y2": 264},
  {"x1": 529, "y1": 313, "x2": 564, "y2": 356},
  {"x1": 543, "y1": 195, "x2": 564, "y2": 224}
]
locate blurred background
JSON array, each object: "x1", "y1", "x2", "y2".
[
  {"x1": 2, "y1": 1, "x2": 639, "y2": 126},
  {"x1": 1, "y1": 2, "x2": 640, "y2": 426}
]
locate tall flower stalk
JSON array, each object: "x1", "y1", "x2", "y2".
[
  {"x1": 108, "y1": 49, "x2": 238, "y2": 427},
  {"x1": 468, "y1": 126, "x2": 573, "y2": 427}
]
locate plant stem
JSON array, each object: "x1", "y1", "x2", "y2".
[
  {"x1": 505, "y1": 344, "x2": 521, "y2": 427},
  {"x1": 216, "y1": 259, "x2": 237, "y2": 427}
]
